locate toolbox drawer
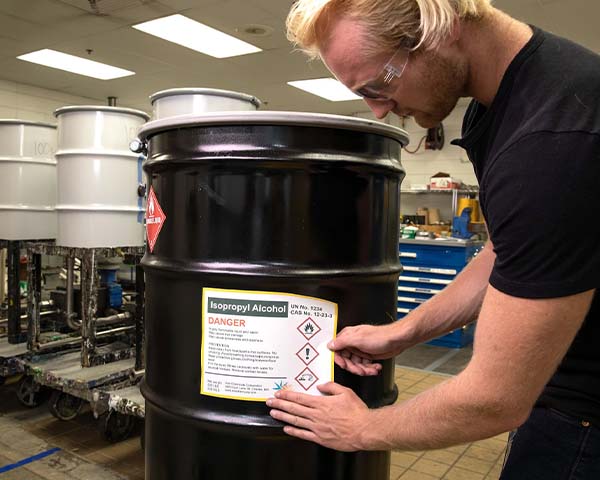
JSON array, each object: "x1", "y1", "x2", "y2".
[
  {"x1": 397, "y1": 239, "x2": 483, "y2": 348},
  {"x1": 399, "y1": 244, "x2": 473, "y2": 269}
]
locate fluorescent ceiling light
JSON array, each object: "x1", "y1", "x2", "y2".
[
  {"x1": 287, "y1": 78, "x2": 361, "y2": 102},
  {"x1": 17, "y1": 49, "x2": 135, "y2": 80},
  {"x1": 132, "y1": 14, "x2": 262, "y2": 58}
]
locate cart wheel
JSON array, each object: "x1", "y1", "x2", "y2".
[
  {"x1": 16, "y1": 375, "x2": 46, "y2": 408},
  {"x1": 140, "y1": 420, "x2": 145, "y2": 450},
  {"x1": 101, "y1": 410, "x2": 135, "y2": 443},
  {"x1": 48, "y1": 390, "x2": 83, "y2": 421}
]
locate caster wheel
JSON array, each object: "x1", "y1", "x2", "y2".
[
  {"x1": 16, "y1": 375, "x2": 46, "y2": 408},
  {"x1": 48, "y1": 390, "x2": 83, "y2": 421},
  {"x1": 100, "y1": 410, "x2": 135, "y2": 443}
]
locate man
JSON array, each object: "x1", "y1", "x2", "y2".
[{"x1": 266, "y1": 1, "x2": 600, "y2": 477}]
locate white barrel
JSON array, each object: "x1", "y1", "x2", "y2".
[
  {"x1": 0, "y1": 120, "x2": 57, "y2": 240},
  {"x1": 54, "y1": 106, "x2": 150, "y2": 248},
  {"x1": 150, "y1": 88, "x2": 261, "y2": 120}
]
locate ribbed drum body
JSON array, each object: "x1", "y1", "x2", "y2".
[
  {"x1": 0, "y1": 120, "x2": 57, "y2": 240},
  {"x1": 140, "y1": 113, "x2": 407, "y2": 480},
  {"x1": 54, "y1": 106, "x2": 149, "y2": 247},
  {"x1": 150, "y1": 88, "x2": 261, "y2": 119}
]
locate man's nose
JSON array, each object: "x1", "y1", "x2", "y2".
[{"x1": 364, "y1": 98, "x2": 394, "y2": 119}]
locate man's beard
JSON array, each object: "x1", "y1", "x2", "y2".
[{"x1": 410, "y1": 50, "x2": 467, "y2": 128}]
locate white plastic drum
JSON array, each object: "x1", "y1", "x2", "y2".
[
  {"x1": 0, "y1": 120, "x2": 57, "y2": 240},
  {"x1": 150, "y1": 88, "x2": 261, "y2": 120},
  {"x1": 54, "y1": 106, "x2": 150, "y2": 248}
]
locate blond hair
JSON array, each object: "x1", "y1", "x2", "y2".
[{"x1": 286, "y1": 0, "x2": 493, "y2": 58}]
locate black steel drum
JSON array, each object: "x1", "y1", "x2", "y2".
[{"x1": 138, "y1": 112, "x2": 408, "y2": 480}]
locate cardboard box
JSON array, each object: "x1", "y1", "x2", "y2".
[
  {"x1": 430, "y1": 172, "x2": 462, "y2": 190},
  {"x1": 419, "y1": 225, "x2": 452, "y2": 235}
]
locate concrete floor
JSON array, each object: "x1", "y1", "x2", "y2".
[
  {"x1": 0, "y1": 380, "x2": 142, "y2": 480},
  {"x1": 395, "y1": 343, "x2": 474, "y2": 375},
  {"x1": 0, "y1": 343, "x2": 506, "y2": 480}
]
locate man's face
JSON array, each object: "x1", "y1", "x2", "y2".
[{"x1": 319, "y1": 16, "x2": 468, "y2": 128}]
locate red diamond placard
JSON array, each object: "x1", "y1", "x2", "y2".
[
  {"x1": 297, "y1": 317, "x2": 321, "y2": 340},
  {"x1": 146, "y1": 186, "x2": 166, "y2": 253},
  {"x1": 295, "y1": 342, "x2": 319, "y2": 366},
  {"x1": 295, "y1": 367, "x2": 318, "y2": 391}
]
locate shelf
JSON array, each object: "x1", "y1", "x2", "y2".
[{"x1": 401, "y1": 188, "x2": 479, "y2": 194}]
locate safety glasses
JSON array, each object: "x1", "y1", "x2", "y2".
[{"x1": 354, "y1": 48, "x2": 410, "y2": 100}]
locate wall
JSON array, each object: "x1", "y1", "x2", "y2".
[
  {"x1": 353, "y1": 102, "x2": 479, "y2": 222},
  {"x1": 0, "y1": 79, "x2": 123, "y2": 123},
  {"x1": 353, "y1": 102, "x2": 477, "y2": 186}
]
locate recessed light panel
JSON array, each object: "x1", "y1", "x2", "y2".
[
  {"x1": 17, "y1": 49, "x2": 135, "y2": 80},
  {"x1": 133, "y1": 14, "x2": 262, "y2": 58}
]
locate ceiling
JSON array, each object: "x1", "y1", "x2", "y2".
[{"x1": 0, "y1": 0, "x2": 598, "y2": 115}]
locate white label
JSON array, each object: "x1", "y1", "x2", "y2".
[{"x1": 201, "y1": 287, "x2": 338, "y2": 402}]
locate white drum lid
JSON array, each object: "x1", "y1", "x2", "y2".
[
  {"x1": 150, "y1": 88, "x2": 261, "y2": 108},
  {"x1": 54, "y1": 105, "x2": 149, "y2": 121},
  {"x1": 150, "y1": 88, "x2": 261, "y2": 119}
]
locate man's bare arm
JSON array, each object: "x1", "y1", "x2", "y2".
[
  {"x1": 363, "y1": 286, "x2": 594, "y2": 450},
  {"x1": 268, "y1": 286, "x2": 594, "y2": 451},
  {"x1": 330, "y1": 241, "x2": 496, "y2": 375}
]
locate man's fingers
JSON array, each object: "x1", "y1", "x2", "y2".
[
  {"x1": 337, "y1": 354, "x2": 367, "y2": 375},
  {"x1": 272, "y1": 389, "x2": 320, "y2": 407},
  {"x1": 337, "y1": 347, "x2": 374, "y2": 360},
  {"x1": 266, "y1": 397, "x2": 315, "y2": 417},
  {"x1": 282, "y1": 425, "x2": 321, "y2": 444},
  {"x1": 368, "y1": 361, "x2": 383, "y2": 372},
  {"x1": 333, "y1": 352, "x2": 382, "y2": 376},
  {"x1": 359, "y1": 364, "x2": 382, "y2": 375},
  {"x1": 334, "y1": 353, "x2": 349, "y2": 370},
  {"x1": 341, "y1": 346, "x2": 375, "y2": 360},
  {"x1": 316, "y1": 381, "x2": 349, "y2": 395},
  {"x1": 351, "y1": 354, "x2": 383, "y2": 374},
  {"x1": 328, "y1": 328, "x2": 358, "y2": 351},
  {"x1": 269, "y1": 408, "x2": 314, "y2": 429},
  {"x1": 351, "y1": 353, "x2": 368, "y2": 365}
]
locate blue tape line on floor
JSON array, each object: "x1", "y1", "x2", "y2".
[{"x1": 0, "y1": 447, "x2": 61, "y2": 474}]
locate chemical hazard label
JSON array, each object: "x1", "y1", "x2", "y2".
[
  {"x1": 145, "y1": 186, "x2": 166, "y2": 253},
  {"x1": 297, "y1": 317, "x2": 321, "y2": 340},
  {"x1": 201, "y1": 288, "x2": 337, "y2": 401},
  {"x1": 296, "y1": 342, "x2": 319, "y2": 366},
  {"x1": 295, "y1": 367, "x2": 319, "y2": 391}
]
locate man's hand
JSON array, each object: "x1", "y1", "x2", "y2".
[
  {"x1": 328, "y1": 323, "x2": 406, "y2": 376},
  {"x1": 266, "y1": 382, "x2": 373, "y2": 451}
]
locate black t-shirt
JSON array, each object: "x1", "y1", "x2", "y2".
[{"x1": 452, "y1": 27, "x2": 600, "y2": 424}]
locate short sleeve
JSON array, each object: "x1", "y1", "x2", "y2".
[{"x1": 482, "y1": 131, "x2": 600, "y2": 298}]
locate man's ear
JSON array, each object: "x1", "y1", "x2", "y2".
[{"x1": 447, "y1": 16, "x2": 462, "y2": 46}]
